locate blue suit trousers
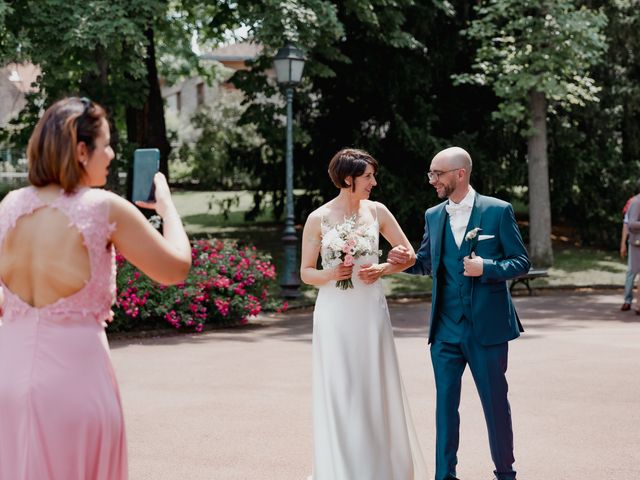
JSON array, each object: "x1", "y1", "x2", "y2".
[{"x1": 431, "y1": 317, "x2": 516, "y2": 480}]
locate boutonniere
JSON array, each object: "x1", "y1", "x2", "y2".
[{"x1": 465, "y1": 227, "x2": 482, "y2": 255}]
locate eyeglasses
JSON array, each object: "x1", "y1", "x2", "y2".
[{"x1": 427, "y1": 168, "x2": 460, "y2": 182}]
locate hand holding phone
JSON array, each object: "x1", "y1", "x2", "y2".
[
  {"x1": 132, "y1": 148, "x2": 160, "y2": 203},
  {"x1": 135, "y1": 172, "x2": 173, "y2": 216}
]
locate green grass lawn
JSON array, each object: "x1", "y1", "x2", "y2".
[
  {"x1": 542, "y1": 247, "x2": 627, "y2": 287},
  {"x1": 172, "y1": 190, "x2": 628, "y2": 304}
]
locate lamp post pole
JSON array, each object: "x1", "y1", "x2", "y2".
[
  {"x1": 280, "y1": 85, "x2": 300, "y2": 297},
  {"x1": 273, "y1": 44, "x2": 305, "y2": 298}
]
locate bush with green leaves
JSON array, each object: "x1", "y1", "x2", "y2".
[{"x1": 110, "y1": 239, "x2": 287, "y2": 333}]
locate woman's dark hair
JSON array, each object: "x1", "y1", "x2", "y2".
[
  {"x1": 27, "y1": 96, "x2": 107, "y2": 192},
  {"x1": 327, "y1": 148, "x2": 378, "y2": 190}
]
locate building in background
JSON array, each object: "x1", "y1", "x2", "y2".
[
  {"x1": 0, "y1": 63, "x2": 39, "y2": 129},
  {"x1": 162, "y1": 42, "x2": 262, "y2": 121},
  {"x1": 0, "y1": 63, "x2": 39, "y2": 171}
]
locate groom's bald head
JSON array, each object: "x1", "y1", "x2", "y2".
[
  {"x1": 432, "y1": 147, "x2": 472, "y2": 178},
  {"x1": 429, "y1": 146, "x2": 473, "y2": 202}
]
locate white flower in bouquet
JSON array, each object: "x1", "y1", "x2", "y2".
[{"x1": 321, "y1": 215, "x2": 381, "y2": 290}]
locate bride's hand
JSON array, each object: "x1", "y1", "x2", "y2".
[
  {"x1": 331, "y1": 263, "x2": 353, "y2": 281},
  {"x1": 358, "y1": 263, "x2": 385, "y2": 284}
]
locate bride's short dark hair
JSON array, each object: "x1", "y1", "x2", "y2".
[{"x1": 328, "y1": 148, "x2": 378, "y2": 190}]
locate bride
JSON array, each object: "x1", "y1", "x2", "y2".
[{"x1": 300, "y1": 148, "x2": 428, "y2": 479}]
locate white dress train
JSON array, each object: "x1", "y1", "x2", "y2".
[{"x1": 311, "y1": 217, "x2": 428, "y2": 480}]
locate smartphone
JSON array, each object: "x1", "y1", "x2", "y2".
[{"x1": 132, "y1": 148, "x2": 160, "y2": 203}]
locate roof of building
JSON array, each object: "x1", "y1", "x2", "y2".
[{"x1": 200, "y1": 42, "x2": 263, "y2": 62}]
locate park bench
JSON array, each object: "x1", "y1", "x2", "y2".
[{"x1": 509, "y1": 268, "x2": 549, "y2": 296}]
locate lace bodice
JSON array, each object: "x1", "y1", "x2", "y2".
[{"x1": 0, "y1": 186, "x2": 117, "y2": 323}]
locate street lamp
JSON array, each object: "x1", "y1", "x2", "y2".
[{"x1": 273, "y1": 44, "x2": 305, "y2": 298}]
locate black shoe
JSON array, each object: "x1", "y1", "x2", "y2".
[{"x1": 621, "y1": 302, "x2": 631, "y2": 311}]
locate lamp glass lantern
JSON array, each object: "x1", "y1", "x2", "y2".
[{"x1": 273, "y1": 44, "x2": 305, "y2": 86}]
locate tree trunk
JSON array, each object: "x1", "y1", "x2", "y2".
[
  {"x1": 527, "y1": 90, "x2": 554, "y2": 267},
  {"x1": 622, "y1": 102, "x2": 640, "y2": 164},
  {"x1": 84, "y1": 44, "x2": 123, "y2": 193},
  {"x1": 125, "y1": 26, "x2": 171, "y2": 180}
]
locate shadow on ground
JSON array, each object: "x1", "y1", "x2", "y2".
[{"x1": 111, "y1": 291, "x2": 639, "y2": 350}]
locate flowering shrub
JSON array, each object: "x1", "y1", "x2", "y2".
[{"x1": 109, "y1": 239, "x2": 287, "y2": 333}]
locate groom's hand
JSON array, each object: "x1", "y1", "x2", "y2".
[
  {"x1": 463, "y1": 252, "x2": 484, "y2": 277},
  {"x1": 387, "y1": 245, "x2": 411, "y2": 265}
]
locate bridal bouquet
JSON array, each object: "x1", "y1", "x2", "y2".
[{"x1": 321, "y1": 215, "x2": 382, "y2": 289}]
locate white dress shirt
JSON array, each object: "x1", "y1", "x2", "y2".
[{"x1": 445, "y1": 187, "x2": 475, "y2": 248}]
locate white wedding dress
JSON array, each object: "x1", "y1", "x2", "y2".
[{"x1": 311, "y1": 215, "x2": 428, "y2": 480}]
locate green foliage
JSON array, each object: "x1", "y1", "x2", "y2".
[
  {"x1": 169, "y1": 90, "x2": 264, "y2": 189},
  {"x1": 232, "y1": 0, "x2": 529, "y2": 240},
  {"x1": 0, "y1": 0, "x2": 155, "y2": 151},
  {"x1": 155, "y1": 1, "x2": 239, "y2": 84},
  {"x1": 0, "y1": 1, "x2": 14, "y2": 57},
  {"x1": 546, "y1": 0, "x2": 640, "y2": 245},
  {"x1": 454, "y1": 0, "x2": 608, "y2": 131},
  {"x1": 2, "y1": 0, "x2": 636, "y2": 251},
  {"x1": 0, "y1": 0, "x2": 233, "y2": 177}
]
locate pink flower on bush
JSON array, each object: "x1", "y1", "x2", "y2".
[
  {"x1": 276, "y1": 301, "x2": 289, "y2": 314},
  {"x1": 112, "y1": 239, "x2": 285, "y2": 333},
  {"x1": 214, "y1": 298, "x2": 230, "y2": 317}
]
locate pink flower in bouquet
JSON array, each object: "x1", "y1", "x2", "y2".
[
  {"x1": 347, "y1": 238, "x2": 357, "y2": 247},
  {"x1": 342, "y1": 244, "x2": 351, "y2": 254},
  {"x1": 343, "y1": 254, "x2": 355, "y2": 267}
]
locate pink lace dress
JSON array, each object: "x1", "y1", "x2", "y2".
[{"x1": 0, "y1": 186, "x2": 127, "y2": 480}]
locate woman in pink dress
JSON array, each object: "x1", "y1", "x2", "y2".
[{"x1": 0, "y1": 97, "x2": 192, "y2": 480}]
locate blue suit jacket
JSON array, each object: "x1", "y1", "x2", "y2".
[{"x1": 407, "y1": 193, "x2": 531, "y2": 346}]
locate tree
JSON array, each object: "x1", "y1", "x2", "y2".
[
  {"x1": 454, "y1": 0, "x2": 607, "y2": 266},
  {"x1": 168, "y1": 88, "x2": 263, "y2": 190},
  {"x1": 230, "y1": 0, "x2": 528, "y2": 241},
  {"x1": 0, "y1": 1, "x2": 14, "y2": 57},
  {"x1": 0, "y1": 0, "x2": 155, "y2": 186},
  {"x1": 0, "y1": 0, "x2": 237, "y2": 185}
]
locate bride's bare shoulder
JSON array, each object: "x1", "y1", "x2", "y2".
[
  {"x1": 364, "y1": 200, "x2": 389, "y2": 216},
  {"x1": 306, "y1": 203, "x2": 333, "y2": 222}
]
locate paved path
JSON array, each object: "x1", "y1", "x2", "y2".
[{"x1": 111, "y1": 292, "x2": 640, "y2": 479}]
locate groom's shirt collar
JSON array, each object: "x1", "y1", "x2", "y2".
[
  {"x1": 448, "y1": 186, "x2": 475, "y2": 209},
  {"x1": 446, "y1": 187, "x2": 475, "y2": 248}
]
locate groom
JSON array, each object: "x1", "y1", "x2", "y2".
[{"x1": 389, "y1": 147, "x2": 530, "y2": 480}]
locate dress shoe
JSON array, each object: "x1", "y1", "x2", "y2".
[{"x1": 621, "y1": 302, "x2": 631, "y2": 311}]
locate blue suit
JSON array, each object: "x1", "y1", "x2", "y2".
[{"x1": 406, "y1": 192, "x2": 530, "y2": 480}]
